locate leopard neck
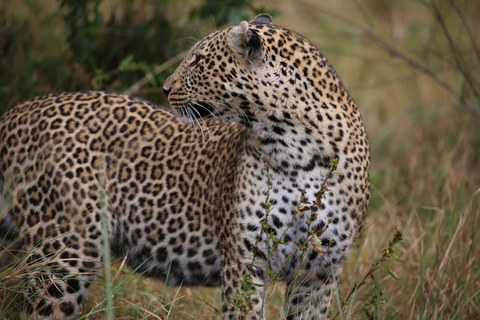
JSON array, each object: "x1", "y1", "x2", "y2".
[{"x1": 244, "y1": 117, "x2": 338, "y2": 178}]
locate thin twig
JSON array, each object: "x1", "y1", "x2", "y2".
[
  {"x1": 124, "y1": 50, "x2": 188, "y2": 95},
  {"x1": 450, "y1": 1, "x2": 480, "y2": 67},
  {"x1": 427, "y1": 0, "x2": 480, "y2": 105},
  {"x1": 350, "y1": 0, "x2": 373, "y2": 29},
  {"x1": 297, "y1": 0, "x2": 480, "y2": 121},
  {"x1": 365, "y1": 29, "x2": 480, "y2": 117}
]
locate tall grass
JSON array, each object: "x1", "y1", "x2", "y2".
[{"x1": 1, "y1": 0, "x2": 479, "y2": 319}]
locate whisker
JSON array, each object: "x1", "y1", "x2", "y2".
[
  {"x1": 229, "y1": 100, "x2": 251, "y2": 125},
  {"x1": 197, "y1": 114, "x2": 212, "y2": 144},
  {"x1": 189, "y1": 105, "x2": 207, "y2": 144},
  {"x1": 183, "y1": 105, "x2": 194, "y2": 140},
  {"x1": 192, "y1": 98, "x2": 251, "y2": 126},
  {"x1": 190, "y1": 98, "x2": 236, "y2": 119},
  {"x1": 181, "y1": 95, "x2": 257, "y2": 140},
  {"x1": 190, "y1": 99, "x2": 224, "y2": 120},
  {"x1": 191, "y1": 101, "x2": 219, "y2": 120},
  {"x1": 186, "y1": 105, "x2": 200, "y2": 141}
]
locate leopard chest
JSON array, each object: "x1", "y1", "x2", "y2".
[{"x1": 229, "y1": 146, "x2": 358, "y2": 272}]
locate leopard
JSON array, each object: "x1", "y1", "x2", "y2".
[
  {"x1": 0, "y1": 90, "x2": 246, "y2": 318},
  {"x1": 0, "y1": 13, "x2": 369, "y2": 320},
  {"x1": 163, "y1": 13, "x2": 370, "y2": 319}
]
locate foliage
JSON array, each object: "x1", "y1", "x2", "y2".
[
  {"x1": 0, "y1": 0, "x2": 280, "y2": 113},
  {"x1": 191, "y1": 0, "x2": 281, "y2": 26}
]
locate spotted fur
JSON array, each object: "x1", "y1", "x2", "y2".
[
  {"x1": 0, "y1": 13, "x2": 369, "y2": 320},
  {"x1": 164, "y1": 13, "x2": 370, "y2": 319},
  {"x1": 0, "y1": 92, "x2": 245, "y2": 318}
]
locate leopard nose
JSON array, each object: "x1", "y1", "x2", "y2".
[
  {"x1": 163, "y1": 87, "x2": 171, "y2": 98},
  {"x1": 163, "y1": 76, "x2": 174, "y2": 98}
]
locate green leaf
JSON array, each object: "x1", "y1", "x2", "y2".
[
  {"x1": 390, "y1": 251, "x2": 404, "y2": 263},
  {"x1": 119, "y1": 54, "x2": 134, "y2": 70},
  {"x1": 384, "y1": 264, "x2": 400, "y2": 280}
]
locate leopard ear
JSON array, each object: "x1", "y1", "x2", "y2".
[
  {"x1": 228, "y1": 21, "x2": 249, "y2": 60},
  {"x1": 249, "y1": 13, "x2": 273, "y2": 25},
  {"x1": 228, "y1": 20, "x2": 264, "y2": 63}
]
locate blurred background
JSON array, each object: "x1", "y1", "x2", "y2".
[{"x1": 1, "y1": 0, "x2": 479, "y2": 318}]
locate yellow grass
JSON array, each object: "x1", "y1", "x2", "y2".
[
  {"x1": 84, "y1": 1, "x2": 480, "y2": 318},
  {"x1": 1, "y1": 0, "x2": 479, "y2": 319}
]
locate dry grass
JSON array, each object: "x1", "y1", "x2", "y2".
[
  {"x1": 82, "y1": 0, "x2": 480, "y2": 317},
  {"x1": 265, "y1": 1, "x2": 480, "y2": 318},
  {"x1": 1, "y1": 0, "x2": 479, "y2": 319}
]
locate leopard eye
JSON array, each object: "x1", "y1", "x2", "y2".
[{"x1": 190, "y1": 54, "x2": 204, "y2": 67}]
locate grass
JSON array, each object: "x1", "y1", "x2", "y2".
[{"x1": 1, "y1": 0, "x2": 480, "y2": 319}]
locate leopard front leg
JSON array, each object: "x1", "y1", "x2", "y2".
[
  {"x1": 220, "y1": 241, "x2": 267, "y2": 320},
  {"x1": 284, "y1": 273, "x2": 336, "y2": 319},
  {"x1": 217, "y1": 210, "x2": 267, "y2": 319},
  {"x1": 284, "y1": 259, "x2": 344, "y2": 319}
]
